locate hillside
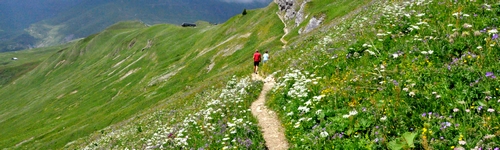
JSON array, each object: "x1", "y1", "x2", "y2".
[
  {"x1": 1, "y1": 0, "x2": 500, "y2": 149},
  {"x1": 0, "y1": 0, "x2": 271, "y2": 52},
  {"x1": 0, "y1": 3, "x2": 283, "y2": 149}
]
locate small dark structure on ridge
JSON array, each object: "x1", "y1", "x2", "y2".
[{"x1": 181, "y1": 23, "x2": 196, "y2": 27}]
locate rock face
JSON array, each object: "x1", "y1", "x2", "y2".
[
  {"x1": 300, "y1": 16, "x2": 324, "y2": 34},
  {"x1": 295, "y1": 1, "x2": 308, "y2": 27},
  {"x1": 275, "y1": 0, "x2": 296, "y2": 20},
  {"x1": 275, "y1": 0, "x2": 321, "y2": 35}
]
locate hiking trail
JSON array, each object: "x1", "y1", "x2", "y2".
[
  {"x1": 277, "y1": 12, "x2": 289, "y2": 49},
  {"x1": 251, "y1": 74, "x2": 289, "y2": 150}
]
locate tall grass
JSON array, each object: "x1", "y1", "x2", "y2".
[{"x1": 267, "y1": 0, "x2": 500, "y2": 149}]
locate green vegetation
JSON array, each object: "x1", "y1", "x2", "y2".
[
  {"x1": 0, "y1": 0, "x2": 271, "y2": 52},
  {"x1": 2, "y1": 0, "x2": 500, "y2": 149},
  {"x1": 0, "y1": 4, "x2": 282, "y2": 149},
  {"x1": 0, "y1": 46, "x2": 62, "y2": 86},
  {"x1": 267, "y1": 0, "x2": 500, "y2": 149},
  {"x1": 242, "y1": 9, "x2": 248, "y2": 16}
]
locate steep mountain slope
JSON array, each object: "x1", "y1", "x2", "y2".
[
  {"x1": 0, "y1": 0, "x2": 271, "y2": 52},
  {"x1": 3, "y1": 0, "x2": 499, "y2": 149},
  {"x1": 266, "y1": 0, "x2": 500, "y2": 149},
  {"x1": 0, "y1": 3, "x2": 283, "y2": 148}
]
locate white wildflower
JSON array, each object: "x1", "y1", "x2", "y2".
[
  {"x1": 458, "y1": 140, "x2": 466, "y2": 145},
  {"x1": 315, "y1": 109, "x2": 323, "y2": 115},
  {"x1": 416, "y1": 13, "x2": 425, "y2": 17},
  {"x1": 487, "y1": 108, "x2": 495, "y2": 112},
  {"x1": 366, "y1": 50, "x2": 376, "y2": 55},
  {"x1": 483, "y1": 134, "x2": 495, "y2": 139},
  {"x1": 447, "y1": 24, "x2": 454, "y2": 27},
  {"x1": 416, "y1": 22, "x2": 428, "y2": 26},
  {"x1": 294, "y1": 122, "x2": 301, "y2": 128},
  {"x1": 403, "y1": 88, "x2": 409, "y2": 92},
  {"x1": 380, "y1": 116, "x2": 387, "y2": 121},
  {"x1": 305, "y1": 100, "x2": 312, "y2": 106},
  {"x1": 463, "y1": 23, "x2": 472, "y2": 29},
  {"x1": 320, "y1": 131, "x2": 329, "y2": 138},
  {"x1": 409, "y1": 91, "x2": 415, "y2": 97},
  {"x1": 436, "y1": 95, "x2": 441, "y2": 99},
  {"x1": 343, "y1": 114, "x2": 350, "y2": 118},
  {"x1": 453, "y1": 108, "x2": 459, "y2": 112},
  {"x1": 349, "y1": 110, "x2": 358, "y2": 116},
  {"x1": 392, "y1": 53, "x2": 399, "y2": 58},
  {"x1": 477, "y1": 46, "x2": 483, "y2": 49},
  {"x1": 298, "y1": 106, "x2": 310, "y2": 113},
  {"x1": 287, "y1": 112, "x2": 294, "y2": 116},
  {"x1": 488, "y1": 29, "x2": 498, "y2": 34}
]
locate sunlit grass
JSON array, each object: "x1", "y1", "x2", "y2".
[{"x1": 267, "y1": 0, "x2": 500, "y2": 149}]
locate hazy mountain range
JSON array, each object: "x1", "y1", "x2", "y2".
[{"x1": 0, "y1": 0, "x2": 272, "y2": 52}]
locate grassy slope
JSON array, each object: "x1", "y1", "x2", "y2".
[
  {"x1": 60, "y1": 0, "x2": 374, "y2": 149},
  {"x1": 0, "y1": 3, "x2": 283, "y2": 149},
  {"x1": 267, "y1": 0, "x2": 500, "y2": 149},
  {"x1": 9, "y1": 0, "x2": 496, "y2": 149},
  {"x1": 0, "y1": 46, "x2": 62, "y2": 87}
]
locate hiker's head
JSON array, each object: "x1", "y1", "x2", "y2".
[
  {"x1": 265, "y1": 51, "x2": 268, "y2": 53},
  {"x1": 256, "y1": 50, "x2": 259, "y2": 53}
]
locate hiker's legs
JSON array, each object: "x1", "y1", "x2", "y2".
[{"x1": 253, "y1": 61, "x2": 259, "y2": 74}]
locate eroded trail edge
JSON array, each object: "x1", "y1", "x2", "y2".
[{"x1": 251, "y1": 74, "x2": 289, "y2": 150}]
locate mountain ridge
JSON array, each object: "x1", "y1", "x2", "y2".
[{"x1": 0, "y1": 0, "x2": 272, "y2": 52}]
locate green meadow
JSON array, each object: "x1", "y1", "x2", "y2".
[{"x1": 1, "y1": 0, "x2": 500, "y2": 149}]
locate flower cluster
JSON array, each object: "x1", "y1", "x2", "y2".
[{"x1": 82, "y1": 76, "x2": 265, "y2": 149}]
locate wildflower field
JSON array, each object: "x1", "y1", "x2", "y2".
[
  {"x1": 78, "y1": 77, "x2": 266, "y2": 149},
  {"x1": 4, "y1": 0, "x2": 500, "y2": 149},
  {"x1": 266, "y1": 0, "x2": 500, "y2": 149}
]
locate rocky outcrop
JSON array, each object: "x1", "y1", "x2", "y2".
[
  {"x1": 299, "y1": 16, "x2": 324, "y2": 34},
  {"x1": 295, "y1": 0, "x2": 309, "y2": 27},
  {"x1": 275, "y1": 0, "x2": 296, "y2": 20},
  {"x1": 275, "y1": 0, "x2": 321, "y2": 35}
]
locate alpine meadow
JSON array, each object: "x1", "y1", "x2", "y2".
[{"x1": 1, "y1": 0, "x2": 500, "y2": 149}]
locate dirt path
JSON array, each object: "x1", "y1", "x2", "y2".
[
  {"x1": 276, "y1": 12, "x2": 289, "y2": 49},
  {"x1": 251, "y1": 74, "x2": 289, "y2": 150}
]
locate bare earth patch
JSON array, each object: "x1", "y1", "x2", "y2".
[{"x1": 251, "y1": 74, "x2": 289, "y2": 150}]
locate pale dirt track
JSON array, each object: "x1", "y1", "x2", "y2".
[{"x1": 251, "y1": 74, "x2": 289, "y2": 150}]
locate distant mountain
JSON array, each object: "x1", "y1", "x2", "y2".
[{"x1": 0, "y1": 0, "x2": 271, "y2": 52}]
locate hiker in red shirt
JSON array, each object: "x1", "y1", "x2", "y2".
[{"x1": 253, "y1": 50, "x2": 262, "y2": 74}]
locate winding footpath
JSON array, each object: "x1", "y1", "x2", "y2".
[
  {"x1": 276, "y1": 12, "x2": 289, "y2": 49},
  {"x1": 250, "y1": 74, "x2": 289, "y2": 150}
]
